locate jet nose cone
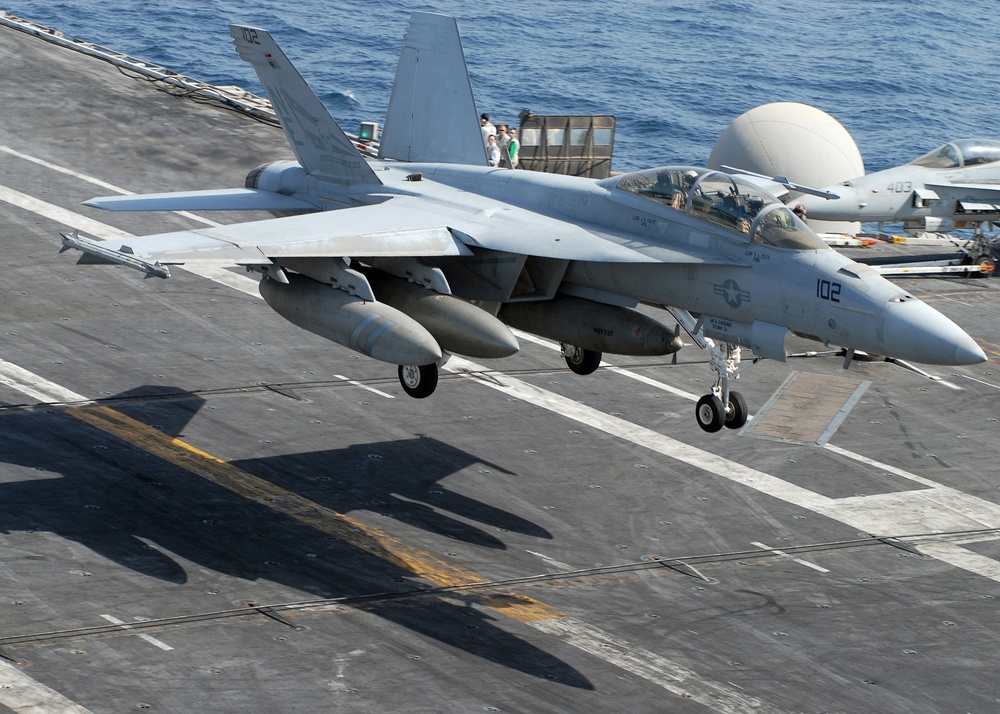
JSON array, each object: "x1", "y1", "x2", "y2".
[
  {"x1": 954, "y1": 335, "x2": 988, "y2": 365},
  {"x1": 881, "y1": 298, "x2": 986, "y2": 366}
]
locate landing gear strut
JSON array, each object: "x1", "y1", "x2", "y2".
[
  {"x1": 665, "y1": 307, "x2": 754, "y2": 433},
  {"x1": 398, "y1": 363, "x2": 438, "y2": 398}
]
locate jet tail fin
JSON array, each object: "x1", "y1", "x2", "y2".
[
  {"x1": 379, "y1": 12, "x2": 486, "y2": 166},
  {"x1": 229, "y1": 25, "x2": 381, "y2": 188}
]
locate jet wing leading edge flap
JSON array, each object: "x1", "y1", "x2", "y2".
[{"x1": 378, "y1": 12, "x2": 486, "y2": 166}]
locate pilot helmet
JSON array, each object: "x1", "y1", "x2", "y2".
[{"x1": 682, "y1": 169, "x2": 699, "y2": 186}]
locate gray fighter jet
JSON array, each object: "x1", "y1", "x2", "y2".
[
  {"x1": 61, "y1": 13, "x2": 986, "y2": 433},
  {"x1": 794, "y1": 139, "x2": 1000, "y2": 234}
]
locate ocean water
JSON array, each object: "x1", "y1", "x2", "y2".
[{"x1": 5, "y1": 0, "x2": 998, "y2": 173}]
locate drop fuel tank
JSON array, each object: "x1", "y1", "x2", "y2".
[
  {"x1": 498, "y1": 296, "x2": 682, "y2": 356},
  {"x1": 360, "y1": 267, "x2": 519, "y2": 359},
  {"x1": 259, "y1": 273, "x2": 442, "y2": 366}
]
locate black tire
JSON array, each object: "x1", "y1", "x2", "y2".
[
  {"x1": 563, "y1": 344, "x2": 602, "y2": 375},
  {"x1": 398, "y1": 363, "x2": 438, "y2": 398},
  {"x1": 695, "y1": 394, "x2": 725, "y2": 433},
  {"x1": 724, "y1": 390, "x2": 748, "y2": 429}
]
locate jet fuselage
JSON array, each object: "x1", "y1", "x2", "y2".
[{"x1": 361, "y1": 161, "x2": 983, "y2": 366}]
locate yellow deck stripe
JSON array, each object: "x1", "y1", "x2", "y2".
[{"x1": 67, "y1": 405, "x2": 562, "y2": 623}]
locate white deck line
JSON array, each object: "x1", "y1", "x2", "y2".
[{"x1": 0, "y1": 659, "x2": 94, "y2": 713}]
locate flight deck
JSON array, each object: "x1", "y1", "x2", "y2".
[{"x1": 2, "y1": 17, "x2": 1000, "y2": 713}]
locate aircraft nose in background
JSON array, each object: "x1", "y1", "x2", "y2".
[{"x1": 880, "y1": 298, "x2": 987, "y2": 366}]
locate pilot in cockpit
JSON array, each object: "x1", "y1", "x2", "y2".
[
  {"x1": 651, "y1": 170, "x2": 677, "y2": 195},
  {"x1": 682, "y1": 169, "x2": 699, "y2": 187},
  {"x1": 717, "y1": 191, "x2": 751, "y2": 232},
  {"x1": 650, "y1": 170, "x2": 686, "y2": 210}
]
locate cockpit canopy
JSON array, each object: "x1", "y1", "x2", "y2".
[
  {"x1": 607, "y1": 166, "x2": 827, "y2": 250},
  {"x1": 910, "y1": 139, "x2": 1000, "y2": 169}
]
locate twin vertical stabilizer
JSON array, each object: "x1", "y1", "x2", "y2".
[
  {"x1": 378, "y1": 12, "x2": 486, "y2": 166},
  {"x1": 231, "y1": 12, "x2": 485, "y2": 187},
  {"x1": 230, "y1": 24, "x2": 381, "y2": 188}
]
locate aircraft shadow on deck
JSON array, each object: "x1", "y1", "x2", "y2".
[{"x1": 0, "y1": 386, "x2": 590, "y2": 689}]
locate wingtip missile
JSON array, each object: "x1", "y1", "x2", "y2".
[{"x1": 60, "y1": 231, "x2": 171, "y2": 279}]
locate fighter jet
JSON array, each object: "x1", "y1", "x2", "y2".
[
  {"x1": 794, "y1": 139, "x2": 1000, "y2": 235},
  {"x1": 60, "y1": 13, "x2": 987, "y2": 433}
]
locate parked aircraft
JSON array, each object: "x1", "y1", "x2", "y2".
[
  {"x1": 794, "y1": 139, "x2": 1000, "y2": 234},
  {"x1": 60, "y1": 13, "x2": 986, "y2": 433}
]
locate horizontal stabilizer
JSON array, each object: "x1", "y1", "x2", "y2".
[{"x1": 84, "y1": 188, "x2": 318, "y2": 212}]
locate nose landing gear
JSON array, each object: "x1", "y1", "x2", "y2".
[
  {"x1": 664, "y1": 307, "x2": 755, "y2": 433},
  {"x1": 694, "y1": 342, "x2": 749, "y2": 433}
]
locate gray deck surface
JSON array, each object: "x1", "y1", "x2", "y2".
[{"x1": 1, "y1": 23, "x2": 999, "y2": 714}]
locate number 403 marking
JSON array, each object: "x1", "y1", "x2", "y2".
[{"x1": 817, "y1": 279, "x2": 842, "y2": 302}]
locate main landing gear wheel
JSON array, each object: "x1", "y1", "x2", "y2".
[
  {"x1": 695, "y1": 394, "x2": 725, "y2": 433},
  {"x1": 973, "y1": 255, "x2": 995, "y2": 278},
  {"x1": 562, "y1": 343, "x2": 602, "y2": 375},
  {"x1": 724, "y1": 390, "x2": 748, "y2": 429},
  {"x1": 398, "y1": 363, "x2": 438, "y2": 398}
]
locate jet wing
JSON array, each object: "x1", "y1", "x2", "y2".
[
  {"x1": 71, "y1": 195, "x2": 738, "y2": 271},
  {"x1": 97, "y1": 201, "x2": 475, "y2": 264}
]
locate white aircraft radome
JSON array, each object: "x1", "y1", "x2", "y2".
[
  {"x1": 794, "y1": 139, "x2": 1000, "y2": 235},
  {"x1": 61, "y1": 13, "x2": 987, "y2": 433}
]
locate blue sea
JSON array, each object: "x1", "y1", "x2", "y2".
[{"x1": 5, "y1": 0, "x2": 998, "y2": 173}]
